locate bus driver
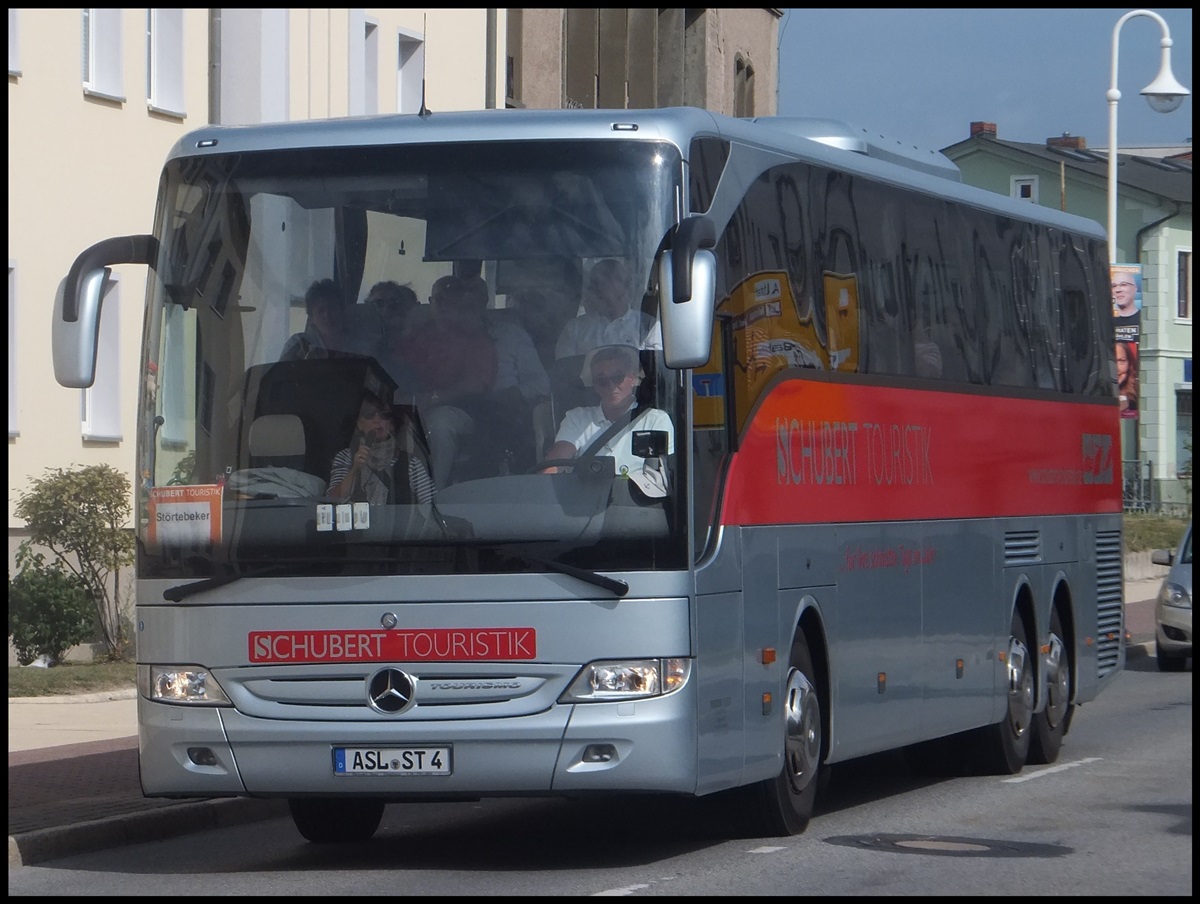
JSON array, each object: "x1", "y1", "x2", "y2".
[{"x1": 541, "y1": 344, "x2": 672, "y2": 496}]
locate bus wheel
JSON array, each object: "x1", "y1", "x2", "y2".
[
  {"x1": 739, "y1": 636, "x2": 823, "y2": 836},
  {"x1": 1028, "y1": 608, "x2": 1071, "y2": 765},
  {"x1": 288, "y1": 798, "x2": 386, "y2": 843},
  {"x1": 971, "y1": 611, "x2": 1034, "y2": 775}
]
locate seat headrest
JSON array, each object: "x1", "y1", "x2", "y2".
[{"x1": 249, "y1": 414, "x2": 306, "y2": 458}]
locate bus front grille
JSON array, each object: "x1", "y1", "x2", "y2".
[{"x1": 213, "y1": 663, "x2": 579, "y2": 721}]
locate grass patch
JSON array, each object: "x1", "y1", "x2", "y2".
[
  {"x1": 8, "y1": 659, "x2": 136, "y2": 698},
  {"x1": 1123, "y1": 512, "x2": 1189, "y2": 554}
]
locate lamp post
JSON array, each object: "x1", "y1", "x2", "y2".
[{"x1": 1107, "y1": 9, "x2": 1190, "y2": 264}]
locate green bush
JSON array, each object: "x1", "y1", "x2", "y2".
[
  {"x1": 13, "y1": 463, "x2": 135, "y2": 659},
  {"x1": 8, "y1": 549, "x2": 95, "y2": 667}
]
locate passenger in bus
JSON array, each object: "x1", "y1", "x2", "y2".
[
  {"x1": 541, "y1": 344, "x2": 673, "y2": 497},
  {"x1": 507, "y1": 286, "x2": 567, "y2": 373},
  {"x1": 327, "y1": 389, "x2": 434, "y2": 505},
  {"x1": 400, "y1": 275, "x2": 499, "y2": 487},
  {"x1": 367, "y1": 280, "x2": 420, "y2": 394},
  {"x1": 281, "y1": 278, "x2": 367, "y2": 361},
  {"x1": 554, "y1": 258, "x2": 662, "y2": 358},
  {"x1": 405, "y1": 275, "x2": 550, "y2": 483},
  {"x1": 464, "y1": 276, "x2": 551, "y2": 408}
]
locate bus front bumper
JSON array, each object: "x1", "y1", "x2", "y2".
[{"x1": 137, "y1": 685, "x2": 698, "y2": 798}]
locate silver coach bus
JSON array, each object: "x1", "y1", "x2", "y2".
[{"x1": 53, "y1": 107, "x2": 1123, "y2": 843}]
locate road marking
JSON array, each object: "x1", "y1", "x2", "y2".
[
  {"x1": 748, "y1": 845, "x2": 788, "y2": 853},
  {"x1": 1002, "y1": 756, "x2": 1103, "y2": 783},
  {"x1": 593, "y1": 884, "x2": 650, "y2": 896}
]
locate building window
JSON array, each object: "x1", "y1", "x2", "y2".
[
  {"x1": 8, "y1": 262, "x2": 16, "y2": 438},
  {"x1": 83, "y1": 8, "x2": 124, "y2": 101},
  {"x1": 146, "y1": 8, "x2": 184, "y2": 117},
  {"x1": 81, "y1": 275, "x2": 122, "y2": 441},
  {"x1": 1177, "y1": 388, "x2": 1192, "y2": 477},
  {"x1": 563, "y1": 9, "x2": 598, "y2": 109},
  {"x1": 397, "y1": 29, "x2": 424, "y2": 114},
  {"x1": 1178, "y1": 250, "x2": 1192, "y2": 321},
  {"x1": 362, "y1": 18, "x2": 379, "y2": 114},
  {"x1": 734, "y1": 56, "x2": 755, "y2": 118},
  {"x1": 1011, "y1": 176, "x2": 1039, "y2": 203},
  {"x1": 505, "y1": 9, "x2": 523, "y2": 108},
  {"x1": 9, "y1": 9, "x2": 20, "y2": 76}
]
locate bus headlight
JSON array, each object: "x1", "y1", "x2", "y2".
[
  {"x1": 138, "y1": 664, "x2": 232, "y2": 705},
  {"x1": 560, "y1": 658, "x2": 691, "y2": 702}
]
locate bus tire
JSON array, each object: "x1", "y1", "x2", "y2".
[
  {"x1": 1028, "y1": 607, "x2": 1071, "y2": 765},
  {"x1": 970, "y1": 611, "x2": 1034, "y2": 775},
  {"x1": 288, "y1": 798, "x2": 386, "y2": 843},
  {"x1": 739, "y1": 635, "x2": 823, "y2": 836}
]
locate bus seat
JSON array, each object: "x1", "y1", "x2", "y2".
[
  {"x1": 240, "y1": 356, "x2": 398, "y2": 478},
  {"x1": 227, "y1": 412, "x2": 328, "y2": 499},
  {"x1": 549, "y1": 354, "x2": 598, "y2": 426},
  {"x1": 248, "y1": 413, "x2": 307, "y2": 470}
]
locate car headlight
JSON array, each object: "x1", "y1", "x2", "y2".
[
  {"x1": 138, "y1": 664, "x2": 232, "y2": 705},
  {"x1": 1157, "y1": 581, "x2": 1191, "y2": 610},
  {"x1": 560, "y1": 658, "x2": 691, "y2": 702}
]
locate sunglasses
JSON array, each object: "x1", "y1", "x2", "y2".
[{"x1": 593, "y1": 371, "x2": 629, "y2": 389}]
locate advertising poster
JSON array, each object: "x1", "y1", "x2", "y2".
[{"x1": 1111, "y1": 264, "x2": 1140, "y2": 419}]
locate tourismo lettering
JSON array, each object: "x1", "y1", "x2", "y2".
[{"x1": 248, "y1": 628, "x2": 538, "y2": 663}]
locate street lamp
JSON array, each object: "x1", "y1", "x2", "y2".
[{"x1": 1107, "y1": 9, "x2": 1190, "y2": 263}]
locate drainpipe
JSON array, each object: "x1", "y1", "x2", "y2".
[
  {"x1": 485, "y1": 10, "x2": 497, "y2": 109},
  {"x1": 1135, "y1": 204, "x2": 1182, "y2": 264},
  {"x1": 208, "y1": 9, "x2": 221, "y2": 124}
]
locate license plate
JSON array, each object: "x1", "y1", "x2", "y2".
[{"x1": 333, "y1": 746, "x2": 452, "y2": 776}]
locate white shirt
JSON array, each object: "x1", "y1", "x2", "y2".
[
  {"x1": 554, "y1": 308, "x2": 662, "y2": 359},
  {"x1": 554, "y1": 403, "x2": 674, "y2": 476}
]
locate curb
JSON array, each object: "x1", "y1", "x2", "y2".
[
  {"x1": 9, "y1": 688, "x2": 138, "y2": 705},
  {"x1": 8, "y1": 797, "x2": 289, "y2": 867}
]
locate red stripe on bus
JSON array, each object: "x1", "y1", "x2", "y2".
[{"x1": 721, "y1": 380, "x2": 1121, "y2": 526}]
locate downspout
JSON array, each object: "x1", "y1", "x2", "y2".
[
  {"x1": 485, "y1": 9, "x2": 497, "y2": 109},
  {"x1": 1135, "y1": 204, "x2": 1183, "y2": 264},
  {"x1": 208, "y1": 9, "x2": 221, "y2": 124}
]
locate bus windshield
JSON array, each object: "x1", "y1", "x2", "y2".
[{"x1": 139, "y1": 139, "x2": 687, "y2": 582}]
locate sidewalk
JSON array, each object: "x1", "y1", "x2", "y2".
[
  {"x1": 7, "y1": 579, "x2": 1168, "y2": 867},
  {"x1": 8, "y1": 690, "x2": 286, "y2": 867}
]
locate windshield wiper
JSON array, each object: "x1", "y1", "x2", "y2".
[
  {"x1": 498, "y1": 547, "x2": 629, "y2": 597},
  {"x1": 163, "y1": 563, "x2": 290, "y2": 601}
]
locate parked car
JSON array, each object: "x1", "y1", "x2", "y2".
[{"x1": 1150, "y1": 522, "x2": 1192, "y2": 672}]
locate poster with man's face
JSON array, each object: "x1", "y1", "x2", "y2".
[{"x1": 1110, "y1": 264, "x2": 1141, "y2": 335}]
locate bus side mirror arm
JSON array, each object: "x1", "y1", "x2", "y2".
[
  {"x1": 670, "y1": 216, "x2": 716, "y2": 305},
  {"x1": 658, "y1": 216, "x2": 717, "y2": 370},
  {"x1": 54, "y1": 234, "x2": 156, "y2": 388}
]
